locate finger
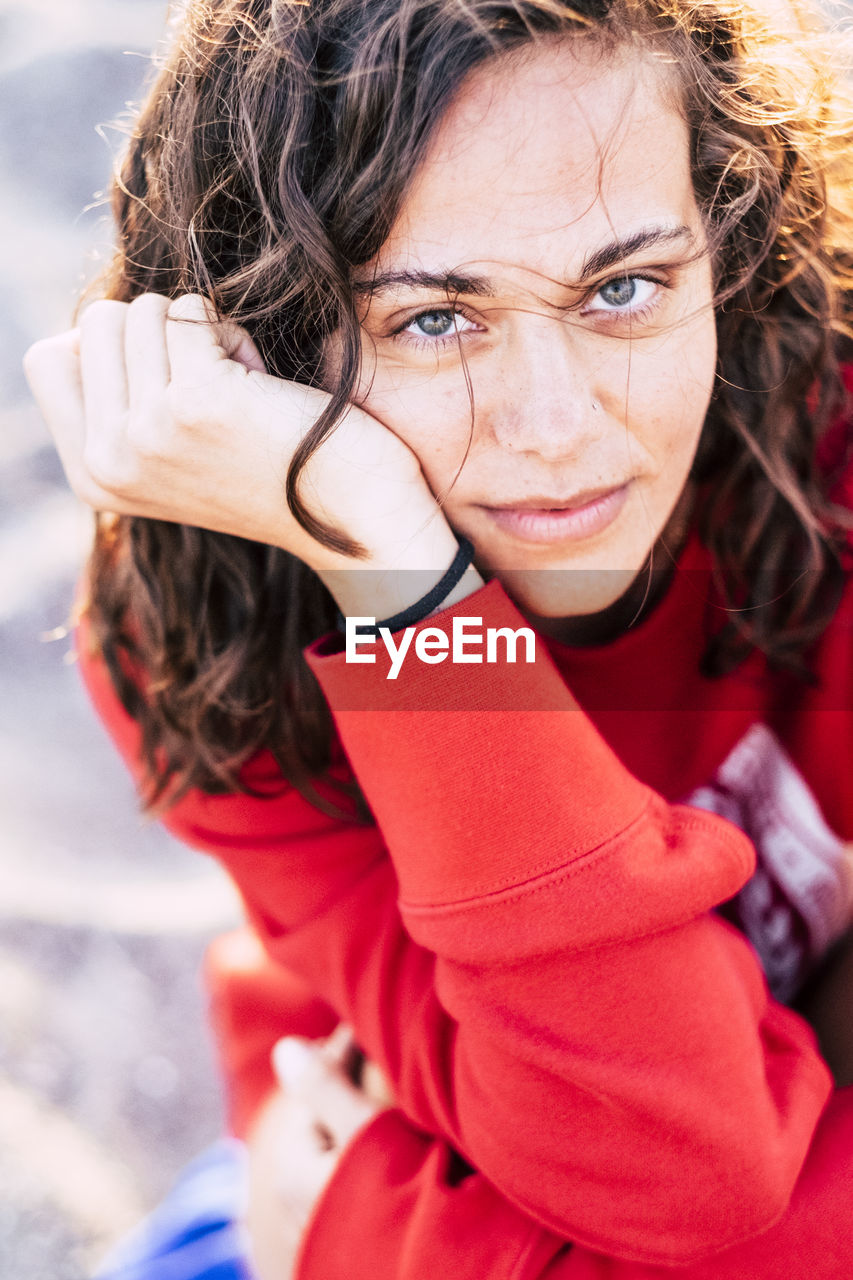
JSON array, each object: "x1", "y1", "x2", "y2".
[
  {"x1": 166, "y1": 292, "x2": 267, "y2": 378},
  {"x1": 78, "y1": 300, "x2": 129, "y2": 433},
  {"x1": 319, "y1": 1022, "x2": 358, "y2": 1068},
  {"x1": 273, "y1": 1037, "x2": 317, "y2": 1093},
  {"x1": 245, "y1": 1088, "x2": 329, "y2": 1273},
  {"x1": 225, "y1": 324, "x2": 267, "y2": 374},
  {"x1": 23, "y1": 329, "x2": 83, "y2": 436},
  {"x1": 318, "y1": 1024, "x2": 375, "y2": 1094},
  {"x1": 125, "y1": 293, "x2": 171, "y2": 412},
  {"x1": 274, "y1": 1037, "x2": 379, "y2": 1153},
  {"x1": 23, "y1": 330, "x2": 92, "y2": 496},
  {"x1": 313, "y1": 1024, "x2": 392, "y2": 1103},
  {"x1": 273, "y1": 1028, "x2": 391, "y2": 1107},
  {"x1": 361, "y1": 1057, "x2": 396, "y2": 1107},
  {"x1": 311, "y1": 1055, "x2": 379, "y2": 1150}
]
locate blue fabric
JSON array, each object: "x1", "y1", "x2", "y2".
[{"x1": 93, "y1": 1141, "x2": 256, "y2": 1280}]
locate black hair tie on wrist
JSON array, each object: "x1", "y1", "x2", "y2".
[{"x1": 336, "y1": 535, "x2": 475, "y2": 635}]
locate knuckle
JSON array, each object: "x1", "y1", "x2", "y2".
[
  {"x1": 71, "y1": 472, "x2": 108, "y2": 510},
  {"x1": 79, "y1": 298, "x2": 127, "y2": 330},
  {"x1": 83, "y1": 439, "x2": 132, "y2": 494},
  {"x1": 125, "y1": 411, "x2": 165, "y2": 460},
  {"x1": 167, "y1": 291, "x2": 215, "y2": 323},
  {"x1": 22, "y1": 337, "x2": 48, "y2": 371},
  {"x1": 166, "y1": 378, "x2": 211, "y2": 428},
  {"x1": 22, "y1": 343, "x2": 48, "y2": 387},
  {"x1": 128, "y1": 291, "x2": 171, "y2": 316},
  {"x1": 23, "y1": 332, "x2": 72, "y2": 376}
]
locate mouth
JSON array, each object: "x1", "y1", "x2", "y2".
[{"x1": 481, "y1": 482, "x2": 632, "y2": 544}]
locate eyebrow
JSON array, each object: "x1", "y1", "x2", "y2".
[
  {"x1": 352, "y1": 268, "x2": 497, "y2": 299},
  {"x1": 353, "y1": 224, "x2": 695, "y2": 301},
  {"x1": 581, "y1": 224, "x2": 694, "y2": 280}
]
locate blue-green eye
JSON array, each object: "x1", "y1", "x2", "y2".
[
  {"x1": 409, "y1": 311, "x2": 457, "y2": 337},
  {"x1": 599, "y1": 277, "x2": 637, "y2": 307},
  {"x1": 587, "y1": 275, "x2": 658, "y2": 313},
  {"x1": 398, "y1": 308, "x2": 480, "y2": 344}
]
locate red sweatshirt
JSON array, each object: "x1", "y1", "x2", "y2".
[{"x1": 78, "y1": 497, "x2": 853, "y2": 1278}]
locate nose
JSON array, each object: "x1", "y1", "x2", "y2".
[{"x1": 484, "y1": 317, "x2": 605, "y2": 460}]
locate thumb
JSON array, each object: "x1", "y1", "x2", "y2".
[
  {"x1": 221, "y1": 324, "x2": 267, "y2": 375},
  {"x1": 273, "y1": 1036, "x2": 319, "y2": 1093},
  {"x1": 166, "y1": 292, "x2": 268, "y2": 376}
]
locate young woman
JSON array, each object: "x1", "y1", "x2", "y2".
[{"x1": 23, "y1": 0, "x2": 853, "y2": 1277}]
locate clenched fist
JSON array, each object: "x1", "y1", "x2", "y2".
[{"x1": 23, "y1": 293, "x2": 463, "y2": 618}]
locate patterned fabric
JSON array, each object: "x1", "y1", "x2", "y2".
[{"x1": 686, "y1": 723, "x2": 852, "y2": 1001}]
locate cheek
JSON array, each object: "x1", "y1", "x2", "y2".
[
  {"x1": 357, "y1": 363, "x2": 478, "y2": 479},
  {"x1": 634, "y1": 313, "x2": 717, "y2": 459}
]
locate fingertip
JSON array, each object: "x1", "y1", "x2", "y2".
[
  {"x1": 273, "y1": 1036, "x2": 315, "y2": 1090},
  {"x1": 22, "y1": 339, "x2": 43, "y2": 378},
  {"x1": 78, "y1": 298, "x2": 127, "y2": 328},
  {"x1": 318, "y1": 1022, "x2": 356, "y2": 1066},
  {"x1": 167, "y1": 292, "x2": 218, "y2": 324},
  {"x1": 22, "y1": 328, "x2": 81, "y2": 383},
  {"x1": 128, "y1": 292, "x2": 172, "y2": 316}
]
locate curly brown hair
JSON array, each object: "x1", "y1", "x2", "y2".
[{"x1": 79, "y1": 0, "x2": 853, "y2": 810}]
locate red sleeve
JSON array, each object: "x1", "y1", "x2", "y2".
[
  {"x1": 76, "y1": 585, "x2": 833, "y2": 1267},
  {"x1": 296, "y1": 1091, "x2": 853, "y2": 1280},
  {"x1": 298, "y1": 579, "x2": 831, "y2": 1263},
  {"x1": 204, "y1": 928, "x2": 339, "y2": 1138}
]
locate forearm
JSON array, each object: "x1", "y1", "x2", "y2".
[
  {"x1": 298, "y1": 581, "x2": 831, "y2": 1261},
  {"x1": 294, "y1": 1090, "x2": 853, "y2": 1280},
  {"x1": 245, "y1": 853, "x2": 828, "y2": 1265}
]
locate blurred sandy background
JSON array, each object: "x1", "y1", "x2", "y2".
[{"x1": 0, "y1": 2, "x2": 243, "y2": 1275}]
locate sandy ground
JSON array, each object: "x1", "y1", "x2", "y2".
[{"x1": 1, "y1": 3, "x2": 243, "y2": 1275}]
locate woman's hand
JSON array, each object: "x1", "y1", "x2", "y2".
[
  {"x1": 23, "y1": 294, "x2": 463, "y2": 617},
  {"x1": 245, "y1": 1028, "x2": 391, "y2": 1280}
]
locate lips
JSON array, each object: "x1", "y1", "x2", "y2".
[
  {"x1": 481, "y1": 482, "x2": 632, "y2": 544},
  {"x1": 487, "y1": 485, "x2": 624, "y2": 510}
]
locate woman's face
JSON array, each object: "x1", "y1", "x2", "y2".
[{"x1": 354, "y1": 39, "x2": 717, "y2": 622}]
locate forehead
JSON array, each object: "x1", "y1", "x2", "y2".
[{"x1": 373, "y1": 39, "x2": 695, "y2": 287}]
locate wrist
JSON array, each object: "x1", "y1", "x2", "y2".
[{"x1": 318, "y1": 521, "x2": 483, "y2": 623}]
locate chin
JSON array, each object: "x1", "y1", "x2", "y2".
[{"x1": 492, "y1": 565, "x2": 642, "y2": 620}]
